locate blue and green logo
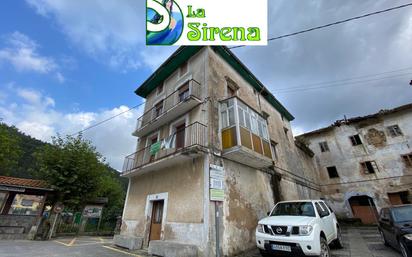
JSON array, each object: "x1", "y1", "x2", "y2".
[{"x1": 146, "y1": 0, "x2": 184, "y2": 45}]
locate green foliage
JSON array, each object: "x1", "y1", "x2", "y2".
[
  {"x1": 0, "y1": 122, "x2": 126, "y2": 222},
  {"x1": 0, "y1": 123, "x2": 23, "y2": 176},
  {"x1": 33, "y1": 134, "x2": 103, "y2": 208},
  {"x1": 0, "y1": 122, "x2": 44, "y2": 178}
]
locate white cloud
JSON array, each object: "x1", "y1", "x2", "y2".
[
  {"x1": 0, "y1": 32, "x2": 56, "y2": 73},
  {"x1": 0, "y1": 85, "x2": 144, "y2": 170},
  {"x1": 25, "y1": 0, "x2": 170, "y2": 71},
  {"x1": 0, "y1": 32, "x2": 66, "y2": 82}
]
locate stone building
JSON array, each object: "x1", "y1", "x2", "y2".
[
  {"x1": 297, "y1": 104, "x2": 412, "y2": 224},
  {"x1": 115, "y1": 46, "x2": 320, "y2": 257}
]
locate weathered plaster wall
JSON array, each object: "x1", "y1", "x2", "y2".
[
  {"x1": 221, "y1": 159, "x2": 274, "y2": 256},
  {"x1": 206, "y1": 47, "x2": 321, "y2": 256},
  {"x1": 121, "y1": 157, "x2": 205, "y2": 246},
  {"x1": 300, "y1": 109, "x2": 412, "y2": 218}
]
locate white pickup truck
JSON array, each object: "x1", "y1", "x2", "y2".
[{"x1": 256, "y1": 200, "x2": 343, "y2": 257}]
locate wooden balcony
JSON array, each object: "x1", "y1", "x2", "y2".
[
  {"x1": 123, "y1": 122, "x2": 207, "y2": 177},
  {"x1": 133, "y1": 79, "x2": 202, "y2": 137}
]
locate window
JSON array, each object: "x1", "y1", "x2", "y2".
[
  {"x1": 387, "y1": 125, "x2": 403, "y2": 137},
  {"x1": 283, "y1": 127, "x2": 289, "y2": 139},
  {"x1": 154, "y1": 100, "x2": 164, "y2": 118},
  {"x1": 319, "y1": 141, "x2": 329, "y2": 152},
  {"x1": 8, "y1": 194, "x2": 44, "y2": 216},
  {"x1": 271, "y1": 141, "x2": 278, "y2": 161},
  {"x1": 319, "y1": 202, "x2": 330, "y2": 216},
  {"x1": 271, "y1": 202, "x2": 315, "y2": 217},
  {"x1": 178, "y1": 82, "x2": 190, "y2": 102},
  {"x1": 402, "y1": 154, "x2": 412, "y2": 167},
  {"x1": 180, "y1": 61, "x2": 188, "y2": 77},
  {"x1": 361, "y1": 161, "x2": 378, "y2": 174},
  {"x1": 315, "y1": 202, "x2": 329, "y2": 217},
  {"x1": 349, "y1": 134, "x2": 362, "y2": 146},
  {"x1": 0, "y1": 192, "x2": 7, "y2": 213},
  {"x1": 326, "y1": 166, "x2": 339, "y2": 178},
  {"x1": 220, "y1": 99, "x2": 235, "y2": 129},
  {"x1": 157, "y1": 83, "x2": 164, "y2": 95},
  {"x1": 227, "y1": 86, "x2": 236, "y2": 97}
]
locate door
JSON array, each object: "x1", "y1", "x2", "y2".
[
  {"x1": 349, "y1": 196, "x2": 378, "y2": 224},
  {"x1": 149, "y1": 135, "x2": 158, "y2": 163},
  {"x1": 175, "y1": 124, "x2": 186, "y2": 149},
  {"x1": 149, "y1": 200, "x2": 164, "y2": 241}
]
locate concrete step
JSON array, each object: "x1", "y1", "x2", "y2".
[
  {"x1": 0, "y1": 234, "x2": 27, "y2": 240},
  {"x1": 0, "y1": 226, "x2": 25, "y2": 234},
  {"x1": 148, "y1": 241, "x2": 198, "y2": 257}
]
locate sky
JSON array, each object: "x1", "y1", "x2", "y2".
[{"x1": 1, "y1": 0, "x2": 412, "y2": 170}]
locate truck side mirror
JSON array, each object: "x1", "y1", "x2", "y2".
[{"x1": 267, "y1": 211, "x2": 270, "y2": 216}]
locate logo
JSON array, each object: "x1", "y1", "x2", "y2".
[
  {"x1": 146, "y1": 0, "x2": 267, "y2": 46},
  {"x1": 276, "y1": 227, "x2": 283, "y2": 234},
  {"x1": 147, "y1": 0, "x2": 184, "y2": 45}
]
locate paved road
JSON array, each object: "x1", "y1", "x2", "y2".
[
  {"x1": 236, "y1": 226, "x2": 402, "y2": 257},
  {"x1": 0, "y1": 227, "x2": 403, "y2": 257},
  {"x1": 0, "y1": 236, "x2": 149, "y2": 257}
]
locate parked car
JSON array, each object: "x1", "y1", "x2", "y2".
[
  {"x1": 378, "y1": 205, "x2": 412, "y2": 257},
  {"x1": 256, "y1": 200, "x2": 342, "y2": 256}
]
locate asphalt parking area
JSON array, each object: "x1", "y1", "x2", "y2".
[
  {"x1": 0, "y1": 236, "x2": 150, "y2": 257},
  {"x1": 235, "y1": 226, "x2": 402, "y2": 257}
]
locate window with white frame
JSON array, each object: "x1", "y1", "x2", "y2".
[{"x1": 220, "y1": 98, "x2": 235, "y2": 129}]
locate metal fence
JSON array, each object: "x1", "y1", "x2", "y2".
[{"x1": 123, "y1": 122, "x2": 207, "y2": 174}]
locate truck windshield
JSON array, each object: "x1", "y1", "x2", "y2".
[
  {"x1": 271, "y1": 202, "x2": 316, "y2": 217},
  {"x1": 392, "y1": 205, "x2": 412, "y2": 223}
]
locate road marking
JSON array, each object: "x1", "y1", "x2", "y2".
[
  {"x1": 53, "y1": 240, "x2": 71, "y2": 247},
  {"x1": 68, "y1": 237, "x2": 77, "y2": 246},
  {"x1": 102, "y1": 245, "x2": 143, "y2": 256}
]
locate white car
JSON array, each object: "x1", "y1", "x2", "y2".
[{"x1": 256, "y1": 200, "x2": 343, "y2": 257}]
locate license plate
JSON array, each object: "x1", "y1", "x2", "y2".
[{"x1": 271, "y1": 244, "x2": 291, "y2": 252}]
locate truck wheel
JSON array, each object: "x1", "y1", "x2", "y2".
[
  {"x1": 259, "y1": 249, "x2": 272, "y2": 257},
  {"x1": 320, "y1": 237, "x2": 330, "y2": 257},
  {"x1": 332, "y1": 226, "x2": 343, "y2": 249}
]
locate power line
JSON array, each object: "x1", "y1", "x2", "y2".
[
  {"x1": 69, "y1": 101, "x2": 145, "y2": 137},
  {"x1": 230, "y1": 2, "x2": 412, "y2": 50},
  {"x1": 275, "y1": 72, "x2": 412, "y2": 94},
  {"x1": 274, "y1": 67, "x2": 412, "y2": 91}
]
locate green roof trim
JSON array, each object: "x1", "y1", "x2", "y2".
[
  {"x1": 135, "y1": 46, "x2": 294, "y2": 121},
  {"x1": 135, "y1": 46, "x2": 202, "y2": 97}
]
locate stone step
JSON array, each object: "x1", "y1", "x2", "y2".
[
  {"x1": 148, "y1": 241, "x2": 198, "y2": 257},
  {"x1": 0, "y1": 234, "x2": 27, "y2": 240}
]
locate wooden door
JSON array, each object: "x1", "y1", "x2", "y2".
[
  {"x1": 149, "y1": 200, "x2": 164, "y2": 241},
  {"x1": 175, "y1": 124, "x2": 186, "y2": 149},
  {"x1": 388, "y1": 193, "x2": 403, "y2": 205}
]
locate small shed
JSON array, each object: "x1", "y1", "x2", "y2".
[{"x1": 0, "y1": 176, "x2": 53, "y2": 240}]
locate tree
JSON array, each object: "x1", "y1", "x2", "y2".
[
  {"x1": 33, "y1": 134, "x2": 106, "y2": 209},
  {"x1": 0, "y1": 123, "x2": 22, "y2": 176}
]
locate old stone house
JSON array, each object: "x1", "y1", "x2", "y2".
[
  {"x1": 297, "y1": 104, "x2": 412, "y2": 224},
  {"x1": 115, "y1": 46, "x2": 320, "y2": 257}
]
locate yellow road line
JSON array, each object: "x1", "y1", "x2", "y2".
[
  {"x1": 68, "y1": 237, "x2": 77, "y2": 246},
  {"x1": 53, "y1": 240, "x2": 71, "y2": 247},
  {"x1": 102, "y1": 245, "x2": 143, "y2": 257}
]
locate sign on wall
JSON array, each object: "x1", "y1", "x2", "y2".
[
  {"x1": 82, "y1": 205, "x2": 103, "y2": 218},
  {"x1": 210, "y1": 164, "x2": 224, "y2": 201}
]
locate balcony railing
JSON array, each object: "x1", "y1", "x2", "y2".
[
  {"x1": 123, "y1": 122, "x2": 207, "y2": 175},
  {"x1": 133, "y1": 79, "x2": 202, "y2": 137}
]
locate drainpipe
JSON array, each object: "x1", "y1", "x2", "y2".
[{"x1": 215, "y1": 202, "x2": 220, "y2": 257}]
